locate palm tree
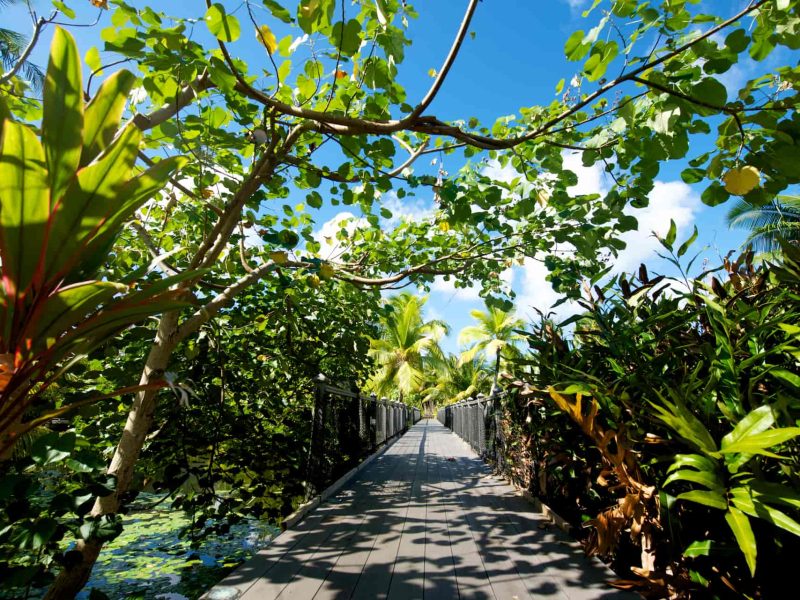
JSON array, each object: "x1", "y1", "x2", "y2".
[
  {"x1": 458, "y1": 305, "x2": 524, "y2": 392},
  {"x1": 0, "y1": 0, "x2": 45, "y2": 90},
  {"x1": 726, "y1": 195, "x2": 800, "y2": 254},
  {"x1": 420, "y1": 351, "x2": 491, "y2": 412},
  {"x1": 368, "y1": 293, "x2": 449, "y2": 402}
]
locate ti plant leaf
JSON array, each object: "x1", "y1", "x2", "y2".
[{"x1": 0, "y1": 29, "x2": 189, "y2": 459}]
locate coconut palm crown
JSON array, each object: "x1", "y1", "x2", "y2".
[
  {"x1": 458, "y1": 306, "x2": 524, "y2": 391},
  {"x1": 368, "y1": 293, "x2": 449, "y2": 401},
  {"x1": 726, "y1": 195, "x2": 800, "y2": 254}
]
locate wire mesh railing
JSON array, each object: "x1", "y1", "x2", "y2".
[
  {"x1": 306, "y1": 375, "x2": 421, "y2": 495},
  {"x1": 436, "y1": 392, "x2": 506, "y2": 461}
]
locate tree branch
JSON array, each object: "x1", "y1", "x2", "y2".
[
  {"x1": 0, "y1": 16, "x2": 46, "y2": 87},
  {"x1": 132, "y1": 70, "x2": 212, "y2": 132},
  {"x1": 407, "y1": 0, "x2": 480, "y2": 120}
]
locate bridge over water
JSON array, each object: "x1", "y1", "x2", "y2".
[{"x1": 204, "y1": 419, "x2": 633, "y2": 600}]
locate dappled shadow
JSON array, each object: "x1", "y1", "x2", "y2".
[{"x1": 204, "y1": 420, "x2": 635, "y2": 599}]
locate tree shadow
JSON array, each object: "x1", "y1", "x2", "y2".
[{"x1": 203, "y1": 420, "x2": 636, "y2": 599}]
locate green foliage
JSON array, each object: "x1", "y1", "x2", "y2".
[
  {"x1": 0, "y1": 27, "x2": 188, "y2": 457},
  {"x1": 510, "y1": 241, "x2": 800, "y2": 596},
  {"x1": 368, "y1": 293, "x2": 448, "y2": 402},
  {"x1": 458, "y1": 305, "x2": 525, "y2": 388},
  {"x1": 0, "y1": 0, "x2": 798, "y2": 596},
  {"x1": 727, "y1": 195, "x2": 800, "y2": 254}
]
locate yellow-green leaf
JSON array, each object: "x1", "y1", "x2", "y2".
[
  {"x1": 43, "y1": 27, "x2": 84, "y2": 207},
  {"x1": 256, "y1": 24, "x2": 278, "y2": 53},
  {"x1": 28, "y1": 281, "x2": 124, "y2": 355},
  {"x1": 82, "y1": 69, "x2": 137, "y2": 165},
  {"x1": 205, "y1": 3, "x2": 240, "y2": 42},
  {"x1": 0, "y1": 121, "x2": 49, "y2": 295},
  {"x1": 44, "y1": 123, "x2": 142, "y2": 281},
  {"x1": 726, "y1": 507, "x2": 757, "y2": 576}
]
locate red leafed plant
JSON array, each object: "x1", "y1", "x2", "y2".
[{"x1": 0, "y1": 27, "x2": 190, "y2": 458}]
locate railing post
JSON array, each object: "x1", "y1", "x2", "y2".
[
  {"x1": 381, "y1": 397, "x2": 390, "y2": 440},
  {"x1": 368, "y1": 393, "x2": 377, "y2": 451},
  {"x1": 476, "y1": 393, "x2": 487, "y2": 457},
  {"x1": 307, "y1": 374, "x2": 328, "y2": 495}
]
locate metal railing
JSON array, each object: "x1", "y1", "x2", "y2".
[
  {"x1": 436, "y1": 392, "x2": 506, "y2": 460},
  {"x1": 306, "y1": 376, "x2": 421, "y2": 494}
]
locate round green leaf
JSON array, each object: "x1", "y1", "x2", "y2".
[{"x1": 205, "y1": 3, "x2": 241, "y2": 42}]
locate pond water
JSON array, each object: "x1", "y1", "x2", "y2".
[{"x1": 23, "y1": 497, "x2": 278, "y2": 600}]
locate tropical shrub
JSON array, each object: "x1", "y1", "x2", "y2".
[
  {"x1": 0, "y1": 27, "x2": 189, "y2": 459},
  {"x1": 507, "y1": 232, "x2": 800, "y2": 598},
  {"x1": 0, "y1": 27, "x2": 190, "y2": 593}
]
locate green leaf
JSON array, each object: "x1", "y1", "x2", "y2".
[
  {"x1": 725, "y1": 507, "x2": 757, "y2": 576},
  {"x1": 79, "y1": 155, "x2": 189, "y2": 275},
  {"x1": 12, "y1": 518, "x2": 59, "y2": 550},
  {"x1": 680, "y1": 167, "x2": 705, "y2": 184},
  {"x1": 725, "y1": 29, "x2": 749, "y2": 53},
  {"x1": 0, "y1": 121, "x2": 49, "y2": 295},
  {"x1": 262, "y1": 0, "x2": 293, "y2": 23},
  {"x1": 694, "y1": 78, "x2": 728, "y2": 108},
  {"x1": 664, "y1": 468, "x2": 723, "y2": 490},
  {"x1": 85, "y1": 46, "x2": 102, "y2": 74},
  {"x1": 331, "y1": 19, "x2": 362, "y2": 56},
  {"x1": 650, "y1": 394, "x2": 718, "y2": 455},
  {"x1": 750, "y1": 31, "x2": 774, "y2": 61},
  {"x1": 205, "y1": 3, "x2": 241, "y2": 42},
  {"x1": 584, "y1": 41, "x2": 618, "y2": 81},
  {"x1": 564, "y1": 30, "x2": 590, "y2": 61},
  {"x1": 43, "y1": 27, "x2": 84, "y2": 207},
  {"x1": 298, "y1": 0, "x2": 334, "y2": 35},
  {"x1": 747, "y1": 480, "x2": 800, "y2": 512},
  {"x1": 731, "y1": 487, "x2": 800, "y2": 538},
  {"x1": 665, "y1": 219, "x2": 677, "y2": 248},
  {"x1": 667, "y1": 453, "x2": 718, "y2": 474},
  {"x1": 82, "y1": 69, "x2": 137, "y2": 165},
  {"x1": 0, "y1": 95, "x2": 10, "y2": 138},
  {"x1": 683, "y1": 540, "x2": 713, "y2": 557},
  {"x1": 772, "y1": 368, "x2": 800, "y2": 390},
  {"x1": 677, "y1": 225, "x2": 699, "y2": 257},
  {"x1": 44, "y1": 123, "x2": 142, "y2": 281},
  {"x1": 31, "y1": 432, "x2": 76, "y2": 465},
  {"x1": 720, "y1": 427, "x2": 800, "y2": 456},
  {"x1": 28, "y1": 281, "x2": 125, "y2": 356},
  {"x1": 722, "y1": 405, "x2": 775, "y2": 449},
  {"x1": 701, "y1": 181, "x2": 730, "y2": 206},
  {"x1": 677, "y1": 490, "x2": 728, "y2": 510}
]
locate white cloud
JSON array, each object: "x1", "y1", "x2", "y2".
[
  {"x1": 431, "y1": 276, "x2": 481, "y2": 302},
  {"x1": 614, "y1": 180, "x2": 701, "y2": 274},
  {"x1": 381, "y1": 191, "x2": 434, "y2": 227},
  {"x1": 513, "y1": 257, "x2": 583, "y2": 324},
  {"x1": 506, "y1": 159, "x2": 699, "y2": 324},
  {"x1": 312, "y1": 211, "x2": 369, "y2": 259},
  {"x1": 562, "y1": 151, "x2": 610, "y2": 197},
  {"x1": 431, "y1": 268, "x2": 513, "y2": 303}
]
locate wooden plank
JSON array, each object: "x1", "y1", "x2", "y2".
[
  {"x1": 217, "y1": 420, "x2": 637, "y2": 600},
  {"x1": 422, "y1": 431, "x2": 460, "y2": 599},
  {"x1": 349, "y1": 424, "x2": 427, "y2": 599},
  {"x1": 442, "y1": 439, "x2": 532, "y2": 600}
]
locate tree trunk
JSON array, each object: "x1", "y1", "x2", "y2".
[
  {"x1": 492, "y1": 350, "x2": 501, "y2": 393},
  {"x1": 44, "y1": 311, "x2": 180, "y2": 600}
]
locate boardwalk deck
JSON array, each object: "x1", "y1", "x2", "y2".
[{"x1": 206, "y1": 419, "x2": 635, "y2": 600}]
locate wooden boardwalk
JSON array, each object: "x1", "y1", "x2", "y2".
[{"x1": 206, "y1": 419, "x2": 634, "y2": 599}]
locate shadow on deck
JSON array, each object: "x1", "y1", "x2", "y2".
[{"x1": 203, "y1": 420, "x2": 635, "y2": 600}]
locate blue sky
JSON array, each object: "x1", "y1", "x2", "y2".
[{"x1": 4, "y1": 0, "x2": 767, "y2": 353}]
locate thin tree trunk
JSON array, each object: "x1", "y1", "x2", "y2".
[
  {"x1": 492, "y1": 350, "x2": 501, "y2": 393},
  {"x1": 43, "y1": 311, "x2": 180, "y2": 600}
]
